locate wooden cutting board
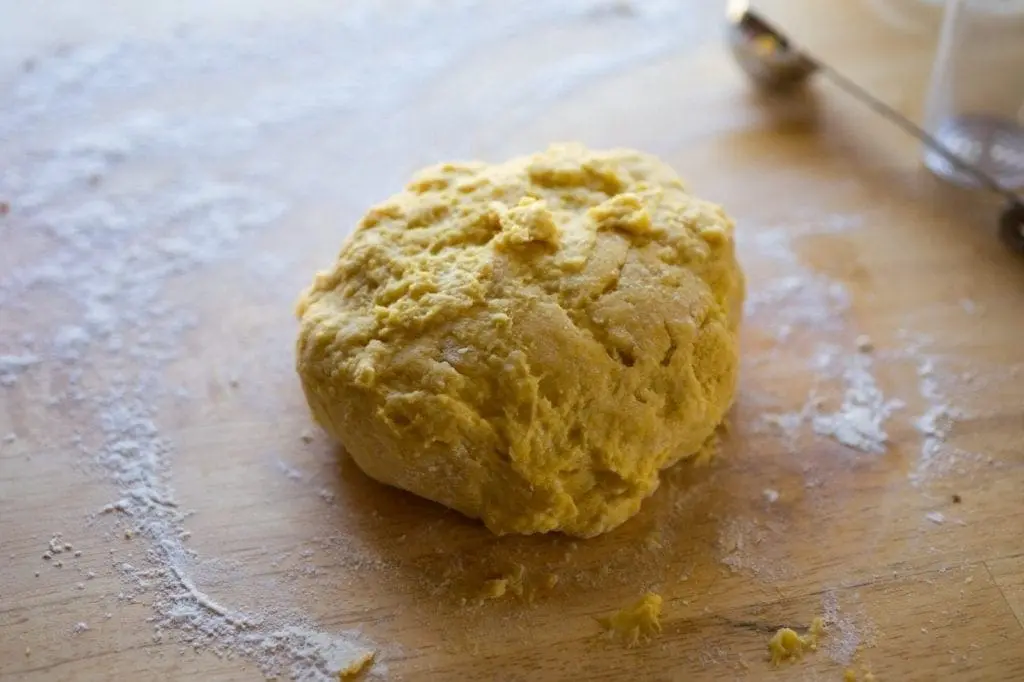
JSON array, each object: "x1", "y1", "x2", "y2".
[{"x1": 2, "y1": 1, "x2": 1023, "y2": 680}]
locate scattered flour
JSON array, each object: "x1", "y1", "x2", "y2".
[
  {"x1": 760, "y1": 346, "x2": 905, "y2": 457},
  {"x1": 959, "y1": 298, "x2": 979, "y2": 315},
  {"x1": 0, "y1": 353, "x2": 40, "y2": 386},
  {"x1": 811, "y1": 352, "x2": 905, "y2": 454},
  {"x1": 728, "y1": 209, "x2": 999, "y2": 611},
  {"x1": 276, "y1": 459, "x2": 307, "y2": 483},
  {"x1": 743, "y1": 238, "x2": 851, "y2": 340},
  {"x1": 820, "y1": 589, "x2": 872, "y2": 666},
  {"x1": 746, "y1": 220, "x2": 904, "y2": 456},
  {"x1": 717, "y1": 517, "x2": 793, "y2": 582},
  {"x1": 903, "y1": 337, "x2": 969, "y2": 485}
]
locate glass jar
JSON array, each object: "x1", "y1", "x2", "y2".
[{"x1": 922, "y1": 0, "x2": 1024, "y2": 188}]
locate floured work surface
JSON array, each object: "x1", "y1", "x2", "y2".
[{"x1": 1, "y1": 1, "x2": 1023, "y2": 680}]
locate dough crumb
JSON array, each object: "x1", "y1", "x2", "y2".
[
  {"x1": 845, "y1": 668, "x2": 877, "y2": 682},
  {"x1": 762, "y1": 488, "x2": 780, "y2": 503},
  {"x1": 480, "y1": 563, "x2": 526, "y2": 601},
  {"x1": 855, "y1": 335, "x2": 874, "y2": 353},
  {"x1": 481, "y1": 578, "x2": 508, "y2": 600},
  {"x1": 337, "y1": 650, "x2": 375, "y2": 680},
  {"x1": 768, "y1": 616, "x2": 825, "y2": 665},
  {"x1": 599, "y1": 592, "x2": 663, "y2": 647}
]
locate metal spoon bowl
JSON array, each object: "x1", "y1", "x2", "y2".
[{"x1": 726, "y1": 0, "x2": 817, "y2": 91}]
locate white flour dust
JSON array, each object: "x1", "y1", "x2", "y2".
[
  {"x1": 810, "y1": 349, "x2": 905, "y2": 454},
  {"x1": 742, "y1": 218, "x2": 905, "y2": 456},
  {"x1": 722, "y1": 206, "x2": 1000, "y2": 586},
  {"x1": 912, "y1": 353, "x2": 961, "y2": 481},
  {"x1": 0, "y1": 1, "x2": 716, "y2": 678},
  {"x1": 895, "y1": 330, "x2": 988, "y2": 487},
  {"x1": 0, "y1": 353, "x2": 41, "y2": 386},
  {"x1": 738, "y1": 212, "x2": 992, "y2": 467},
  {"x1": 820, "y1": 589, "x2": 873, "y2": 666},
  {"x1": 717, "y1": 517, "x2": 793, "y2": 583}
]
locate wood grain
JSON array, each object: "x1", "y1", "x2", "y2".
[{"x1": 2, "y1": 1, "x2": 1023, "y2": 681}]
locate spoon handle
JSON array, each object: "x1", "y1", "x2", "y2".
[{"x1": 812, "y1": 59, "x2": 1021, "y2": 206}]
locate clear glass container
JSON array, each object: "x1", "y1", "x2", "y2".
[{"x1": 922, "y1": 0, "x2": 1024, "y2": 188}]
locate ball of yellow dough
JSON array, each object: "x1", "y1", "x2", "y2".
[{"x1": 295, "y1": 143, "x2": 744, "y2": 537}]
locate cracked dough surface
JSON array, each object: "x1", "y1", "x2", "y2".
[{"x1": 295, "y1": 143, "x2": 744, "y2": 537}]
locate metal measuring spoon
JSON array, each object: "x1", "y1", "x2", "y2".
[{"x1": 725, "y1": 0, "x2": 1024, "y2": 253}]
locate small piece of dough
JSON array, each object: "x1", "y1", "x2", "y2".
[
  {"x1": 338, "y1": 651, "x2": 374, "y2": 680},
  {"x1": 768, "y1": 617, "x2": 825, "y2": 665},
  {"x1": 295, "y1": 143, "x2": 744, "y2": 537},
  {"x1": 480, "y1": 563, "x2": 526, "y2": 600},
  {"x1": 599, "y1": 592, "x2": 664, "y2": 647}
]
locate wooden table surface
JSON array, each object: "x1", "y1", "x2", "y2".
[{"x1": 2, "y1": 1, "x2": 1023, "y2": 680}]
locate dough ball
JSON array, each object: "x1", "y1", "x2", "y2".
[{"x1": 295, "y1": 143, "x2": 744, "y2": 537}]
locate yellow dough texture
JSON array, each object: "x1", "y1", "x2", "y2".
[
  {"x1": 295, "y1": 143, "x2": 744, "y2": 537},
  {"x1": 599, "y1": 592, "x2": 664, "y2": 647}
]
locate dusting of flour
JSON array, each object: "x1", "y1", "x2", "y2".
[
  {"x1": 810, "y1": 347, "x2": 906, "y2": 455},
  {"x1": 742, "y1": 218, "x2": 904, "y2": 456}
]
